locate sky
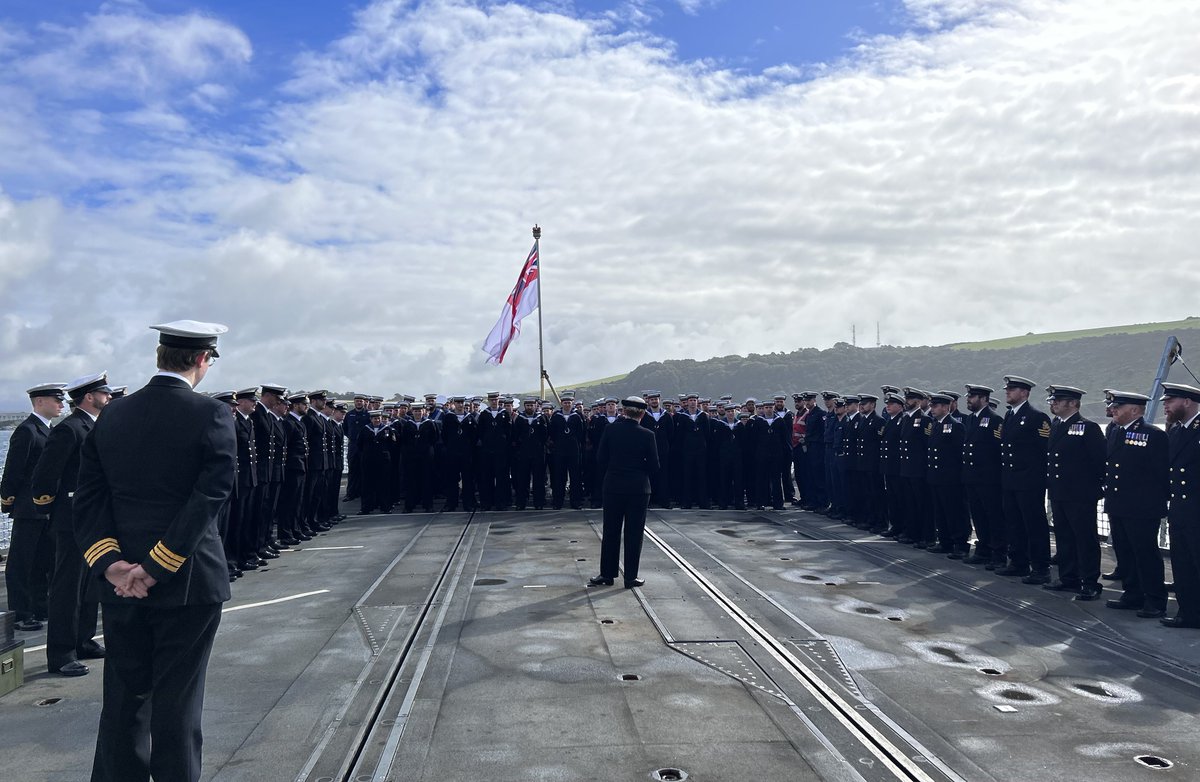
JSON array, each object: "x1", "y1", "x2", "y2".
[{"x1": 0, "y1": 0, "x2": 1198, "y2": 407}]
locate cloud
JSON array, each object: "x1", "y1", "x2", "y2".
[
  {"x1": 15, "y1": 3, "x2": 251, "y2": 101},
  {"x1": 1, "y1": 0, "x2": 1199, "y2": 407}
]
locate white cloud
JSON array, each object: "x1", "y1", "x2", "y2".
[
  {"x1": 16, "y1": 4, "x2": 251, "y2": 101},
  {"x1": 1, "y1": 0, "x2": 1199, "y2": 406}
]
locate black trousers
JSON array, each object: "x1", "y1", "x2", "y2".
[
  {"x1": 1109, "y1": 515, "x2": 1167, "y2": 609},
  {"x1": 681, "y1": 449, "x2": 708, "y2": 508},
  {"x1": 792, "y1": 446, "x2": 807, "y2": 503},
  {"x1": 324, "y1": 466, "x2": 342, "y2": 521},
  {"x1": 512, "y1": 452, "x2": 546, "y2": 509},
  {"x1": 47, "y1": 529, "x2": 100, "y2": 669},
  {"x1": 277, "y1": 472, "x2": 306, "y2": 537},
  {"x1": 807, "y1": 449, "x2": 827, "y2": 507},
  {"x1": 442, "y1": 450, "x2": 474, "y2": 511},
  {"x1": 229, "y1": 483, "x2": 258, "y2": 562},
  {"x1": 91, "y1": 602, "x2": 222, "y2": 782},
  {"x1": 930, "y1": 482, "x2": 968, "y2": 546},
  {"x1": 1050, "y1": 499, "x2": 1101, "y2": 587},
  {"x1": 5, "y1": 516, "x2": 54, "y2": 621},
  {"x1": 900, "y1": 476, "x2": 927, "y2": 539},
  {"x1": 965, "y1": 482, "x2": 1006, "y2": 562},
  {"x1": 256, "y1": 481, "x2": 281, "y2": 549},
  {"x1": 403, "y1": 454, "x2": 433, "y2": 512},
  {"x1": 650, "y1": 449, "x2": 671, "y2": 507},
  {"x1": 477, "y1": 449, "x2": 509, "y2": 509},
  {"x1": 359, "y1": 454, "x2": 391, "y2": 513},
  {"x1": 599, "y1": 492, "x2": 650, "y2": 581},
  {"x1": 1170, "y1": 513, "x2": 1200, "y2": 620},
  {"x1": 883, "y1": 474, "x2": 904, "y2": 533},
  {"x1": 302, "y1": 469, "x2": 325, "y2": 529},
  {"x1": 1002, "y1": 488, "x2": 1050, "y2": 570},
  {"x1": 345, "y1": 445, "x2": 362, "y2": 500},
  {"x1": 551, "y1": 450, "x2": 582, "y2": 509}
]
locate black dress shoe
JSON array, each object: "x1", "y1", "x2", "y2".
[
  {"x1": 1074, "y1": 586, "x2": 1103, "y2": 601},
  {"x1": 996, "y1": 565, "x2": 1030, "y2": 578},
  {"x1": 57, "y1": 661, "x2": 90, "y2": 677},
  {"x1": 77, "y1": 642, "x2": 106, "y2": 659},
  {"x1": 295, "y1": 532, "x2": 313, "y2": 541},
  {"x1": 624, "y1": 578, "x2": 645, "y2": 589},
  {"x1": 280, "y1": 537, "x2": 300, "y2": 546},
  {"x1": 587, "y1": 576, "x2": 614, "y2": 586},
  {"x1": 927, "y1": 544, "x2": 952, "y2": 554},
  {"x1": 239, "y1": 559, "x2": 260, "y2": 571},
  {"x1": 1042, "y1": 580, "x2": 1080, "y2": 592},
  {"x1": 14, "y1": 619, "x2": 43, "y2": 632},
  {"x1": 1136, "y1": 606, "x2": 1166, "y2": 619},
  {"x1": 962, "y1": 554, "x2": 988, "y2": 565},
  {"x1": 1101, "y1": 570, "x2": 1123, "y2": 580},
  {"x1": 258, "y1": 549, "x2": 280, "y2": 560},
  {"x1": 1021, "y1": 571, "x2": 1051, "y2": 585},
  {"x1": 1160, "y1": 615, "x2": 1200, "y2": 628},
  {"x1": 1106, "y1": 599, "x2": 1140, "y2": 610}
]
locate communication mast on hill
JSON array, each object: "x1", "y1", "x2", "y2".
[
  {"x1": 877, "y1": 321, "x2": 881, "y2": 347},
  {"x1": 851, "y1": 324, "x2": 856, "y2": 347}
]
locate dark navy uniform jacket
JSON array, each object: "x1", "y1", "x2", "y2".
[
  {"x1": 74, "y1": 375, "x2": 236, "y2": 606},
  {"x1": 251, "y1": 402, "x2": 281, "y2": 483},
  {"x1": 477, "y1": 408, "x2": 511, "y2": 453},
  {"x1": 880, "y1": 413, "x2": 903, "y2": 477},
  {"x1": 1046, "y1": 412, "x2": 1105, "y2": 503},
  {"x1": 962, "y1": 408, "x2": 1002, "y2": 485},
  {"x1": 856, "y1": 412, "x2": 883, "y2": 473},
  {"x1": 283, "y1": 412, "x2": 309, "y2": 475},
  {"x1": 29, "y1": 408, "x2": 94, "y2": 533},
  {"x1": 1168, "y1": 415, "x2": 1200, "y2": 522},
  {"x1": 925, "y1": 415, "x2": 964, "y2": 486},
  {"x1": 1, "y1": 413, "x2": 52, "y2": 519},
  {"x1": 898, "y1": 410, "x2": 928, "y2": 479},
  {"x1": 596, "y1": 417, "x2": 659, "y2": 494},
  {"x1": 1000, "y1": 401, "x2": 1051, "y2": 491},
  {"x1": 640, "y1": 408, "x2": 674, "y2": 459},
  {"x1": 1104, "y1": 417, "x2": 1167, "y2": 519}
]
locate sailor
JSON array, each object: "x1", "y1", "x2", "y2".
[
  {"x1": 73, "y1": 319, "x2": 235, "y2": 782},
  {"x1": 1, "y1": 382, "x2": 65, "y2": 632},
  {"x1": 1041, "y1": 385, "x2": 1106, "y2": 599},
  {"x1": 855, "y1": 394, "x2": 886, "y2": 534},
  {"x1": 1103, "y1": 391, "x2": 1169, "y2": 618},
  {"x1": 477, "y1": 391, "x2": 511, "y2": 511},
  {"x1": 400, "y1": 404, "x2": 438, "y2": 512},
  {"x1": 252, "y1": 384, "x2": 288, "y2": 558},
  {"x1": 790, "y1": 394, "x2": 808, "y2": 506},
  {"x1": 548, "y1": 394, "x2": 584, "y2": 509},
  {"x1": 677, "y1": 393, "x2": 711, "y2": 509},
  {"x1": 230, "y1": 388, "x2": 262, "y2": 575},
  {"x1": 925, "y1": 393, "x2": 968, "y2": 556},
  {"x1": 587, "y1": 398, "x2": 618, "y2": 508},
  {"x1": 30, "y1": 373, "x2": 110, "y2": 675},
  {"x1": 589, "y1": 397, "x2": 660, "y2": 589},
  {"x1": 878, "y1": 393, "x2": 906, "y2": 538},
  {"x1": 1160, "y1": 383, "x2": 1200, "y2": 628},
  {"x1": 640, "y1": 391, "x2": 674, "y2": 508},
  {"x1": 819, "y1": 392, "x2": 840, "y2": 515},
  {"x1": 358, "y1": 409, "x2": 395, "y2": 515},
  {"x1": 277, "y1": 393, "x2": 311, "y2": 544},
  {"x1": 710, "y1": 404, "x2": 742, "y2": 509},
  {"x1": 440, "y1": 396, "x2": 477, "y2": 512},
  {"x1": 301, "y1": 391, "x2": 331, "y2": 534},
  {"x1": 961, "y1": 384, "x2": 1006, "y2": 568},
  {"x1": 772, "y1": 394, "x2": 796, "y2": 504},
  {"x1": 328, "y1": 402, "x2": 347, "y2": 522},
  {"x1": 803, "y1": 393, "x2": 828, "y2": 511},
  {"x1": 996, "y1": 375, "x2": 1053, "y2": 583},
  {"x1": 211, "y1": 392, "x2": 244, "y2": 576},
  {"x1": 897, "y1": 388, "x2": 929, "y2": 545},
  {"x1": 511, "y1": 398, "x2": 549, "y2": 510},
  {"x1": 343, "y1": 393, "x2": 371, "y2": 501}
]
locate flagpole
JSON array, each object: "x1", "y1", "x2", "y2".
[{"x1": 533, "y1": 224, "x2": 545, "y2": 402}]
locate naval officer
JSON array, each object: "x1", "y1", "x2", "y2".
[
  {"x1": 1103, "y1": 391, "x2": 1169, "y2": 618},
  {"x1": 2, "y1": 381, "x2": 66, "y2": 631},
  {"x1": 30, "y1": 372, "x2": 112, "y2": 675},
  {"x1": 73, "y1": 320, "x2": 236, "y2": 782},
  {"x1": 1161, "y1": 383, "x2": 1200, "y2": 628},
  {"x1": 589, "y1": 396, "x2": 660, "y2": 589},
  {"x1": 1042, "y1": 385, "x2": 1106, "y2": 600}
]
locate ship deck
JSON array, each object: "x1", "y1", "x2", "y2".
[{"x1": 3, "y1": 503, "x2": 1199, "y2": 782}]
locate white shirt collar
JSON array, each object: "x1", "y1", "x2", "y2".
[
  {"x1": 154, "y1": 370, "x2": 194, "y2": 388},
  {"x1": 79, "y1": 408, "x2": 99, "y2": 423},
  {"x1": 1010, "y1": 400, "x2": 1026, "y2": 416},
  {"x1": 1184, "y1": 410, "x2": 1200, "y2": 429},
  {"x1": 33, "y1": 412, "x2": 54, "y2": 427}
]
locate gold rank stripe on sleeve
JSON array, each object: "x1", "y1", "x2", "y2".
[
  {"x1": 149, "y1": 541, "x2": 186, "y2": 573},
  {"x1": 1038, "y1": 422, "x2": 1051, "y2": 438},
  {"x1": 32, "y1": 493, "x2": 55, "y2": 506},
  {"x1": 84, "y1": 538, "x2": 121, "y2": 567}
]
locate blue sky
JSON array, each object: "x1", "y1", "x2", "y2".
[{"x1": 0, "y1": 0, "x2": 1197, "y2": 407}]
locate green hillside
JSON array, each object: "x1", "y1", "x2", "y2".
[{"x1": 947, "y1": 318, "x2": 1200, "y2": 351}]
